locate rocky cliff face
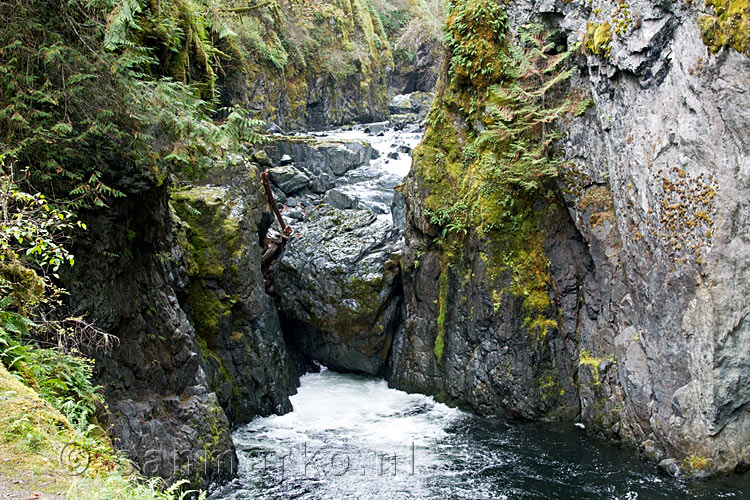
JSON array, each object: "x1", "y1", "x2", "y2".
[
  {"x1": 390, "y1": 0, "x2": 750, "y2": 476},
  {"x1": 64, "y1": 160, "x2": 298, "y2": 487},
  {"x1": 219, "y1": 0, "x2": 394, "y2": 131},
  {"x1": 170, "y1": 162, "x2": 299, "y2": 427}
]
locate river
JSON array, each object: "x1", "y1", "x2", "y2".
[{"x1": 209, "y1": 369, "x2": 750, "y2": 499}]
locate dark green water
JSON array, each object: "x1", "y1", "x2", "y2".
[{"x1": 209, "y1": 370, "x2": 750, "y2": 500}]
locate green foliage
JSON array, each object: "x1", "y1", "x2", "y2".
[
  {"x1": 416, "y1": 5, "x2": 582, "y2": 341},
  {"x1": 0, "y1": 158, "x2": 81, "y2": 276},
  {"x1": 24, "y1": 349, "x2": 103, "y2": 433},
  {"x1": 444, "y1": 0, "x2": 509, "y2": 96},
  {"x1": 0, "y1": 1, "x2": 129, "y2": 208},
  {"x1": 0, "y1": 295, "x2": 34, "y2": 370},
  {"x1": 0, "y1": 307, "x2": 103, "y2": 434},
  {"x1": 394, "y1": 0, "x2": 446, "y2": 54},
  {"x1": 425, "y1": 22, "x2": 578, "y2": 241},
  {"x1": 1, "y1": 0, "x2": 266, "y2": 211},
  {"x1": 104, "y1": 0, "x2": 239, "y2": 100},
  {"x1": 219, "y1": 106, "x2": 268, "y2": 148},
  {"x1": 474, "y1": 24, "x2": 576, "y2": 196},
  {"x1": 69, "y1": 476, "x2": 206, "y2": 500}
]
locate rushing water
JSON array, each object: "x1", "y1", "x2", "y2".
[{"x1": 210, "y1": 370, "x2": 750, "y2": 500}]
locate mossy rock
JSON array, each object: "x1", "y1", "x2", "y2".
[{"x1": 699, "y1": 0, "x2": 750, "y2": 56}]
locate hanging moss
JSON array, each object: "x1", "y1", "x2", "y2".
[
  {"x1": 412, "y1": 5, "x2": 581, "y2": 347},
  {"x1": 135, "y1": 0, "x2": 222, "y2": 99}
]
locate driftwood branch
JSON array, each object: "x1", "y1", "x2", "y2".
[{"x1": 261, "y1": 170, "x2": 292, "y2": 237}]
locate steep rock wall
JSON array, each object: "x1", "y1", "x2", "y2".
[
  {"x1": 389, "y1": 0, "x2": 750, "y2": 475},
  {"x1": 220, "y1": 0, "x2": 394, "y2": 130},
  {"x1": 170, "y1": 162, "x2": 298, "y2": 427},
  {"x1": 63, "y1": 161, "x2": 298, "y2": 487}
]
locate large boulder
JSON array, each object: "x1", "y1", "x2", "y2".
[
  {"x1": 267, "y1": 165, "x2": 311, "y2": 195},
  {"x1": 265, "y1": 137, "x2": 372, "y2": 193},
  {"x1": 274, "y1": 207, "x2": 402, "y2": 375}
]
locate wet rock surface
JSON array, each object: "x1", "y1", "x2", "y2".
[
  {"x1": 274, "y1": 207, "x2": 402, "y2": 375},
  {"x1": 62, "y1": 159, "x2": 300, "y2": 488},
  {"x1": 63, "y1": 181, "x2": 237, "y2": 488},
  {"x1": 267, "y1": 94, "x2": 430, "y2": 375}
]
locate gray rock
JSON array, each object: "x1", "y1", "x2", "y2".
[
  {"x1": 389, "y1": 0, "x2": 750, "y2": 477},
  {"x1": 268, "y1": 165, "x2": 311, "y2": 195},
  {"x1": 266, "y1": 122, "x2": 284, "y2": 134},
  {"x1": 364, "y1": 122, "x2": 388, "y2": 135},
  {"x1": 286, "y1": 209, "x2": 304, "y2": 221},
  {"x1": 387, "y1": 151, "x2": 399, "y2": 160},
  {"x1": 274, "y1": 206, "x2": 402, "y2": 375},
  {"x1": 311, "y1": 173, "x2": 335, "y2": 194},
  {"x1": 389, "y1": 94, "x2": 413, "y2": 115},
  {"x1": 60, "y1": 159, "x2": 301, "y2": 489},
  {"x1": 279, "y1": 154, "x2": 293, "y2": 166},
  {"x1": 658, "y1": 459, "x2": 682, "y2": 477},
  {"x1": 391, "y1": 189, "x2": 406, "y2": 232},
  {"x1": 389, "y1": 92, "x2": 435, "y2": 119},
  {"x1": 252, "y1": 150, "x2": 272, "y2": 167},
  {"x1": 324, "y1": 188, "x2": 355, "y2": 210},
  {"x1": 265, "y1": 137, "x2": 372, "y2": 181}
]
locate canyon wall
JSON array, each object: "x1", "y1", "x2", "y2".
[
  {"x1": 63, "y1": 160, "x2": 298, "y2": 487},
  {"x1": 388, "y1": 0, "x2": 750, "y2": 476}
]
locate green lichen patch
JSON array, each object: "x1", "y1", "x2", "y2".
[
  {"x1": 171, "y1": 186, "x2": 242, "y2": 279},
  {"x1": 434, "y1": 266, "x2": 450, "y2": 360},
  {"x1": 683, "y1": 453, "x2": 712, "y2": 471},
  {"x1": 585, "y1": 21, "x2": 612, "y2": 57},
  {"x1": 699, "y1": 0, "x2": 750, "y2": 56},
  {"x1": 578, "y1": 348, "x2": 604, "y2": 386}
]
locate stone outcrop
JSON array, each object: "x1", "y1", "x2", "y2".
[
  {"x1": 64, "y1": 179, "x2": 236, "y2": 488},
  {"x1": 170, "y1": 161, "x2": 299, "y2": 427},
  {"x1": 63, "y1": 159, "x2": 299, "y2": 487},
  {"x1": 274, "y1": 206, "x2": 402, "y2": 375},
  {"x1": 265, "y1": 137, "x2": 373, "y2": 194},
  {"x1": 389, "y1": 0, "x2": 750, "y2": 477}
]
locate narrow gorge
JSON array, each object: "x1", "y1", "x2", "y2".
[{"x1": 1, "y1": 0, "x2": 749, "y2": 499}]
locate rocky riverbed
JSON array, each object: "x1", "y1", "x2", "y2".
[{"x1": 262, "y1": 94, "x2": 430, "y2": 375}]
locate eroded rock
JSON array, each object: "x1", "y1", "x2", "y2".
[{"x1": 274, "y1": 206, "x2": 402, "y2": 375}]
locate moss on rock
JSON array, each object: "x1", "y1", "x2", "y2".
[
  {"x1": 699, "y1": 0, "x2": 750, "y2": 56},
  {"x1": 585, "y1": 21, "x2": 613, "y2": 57}
]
